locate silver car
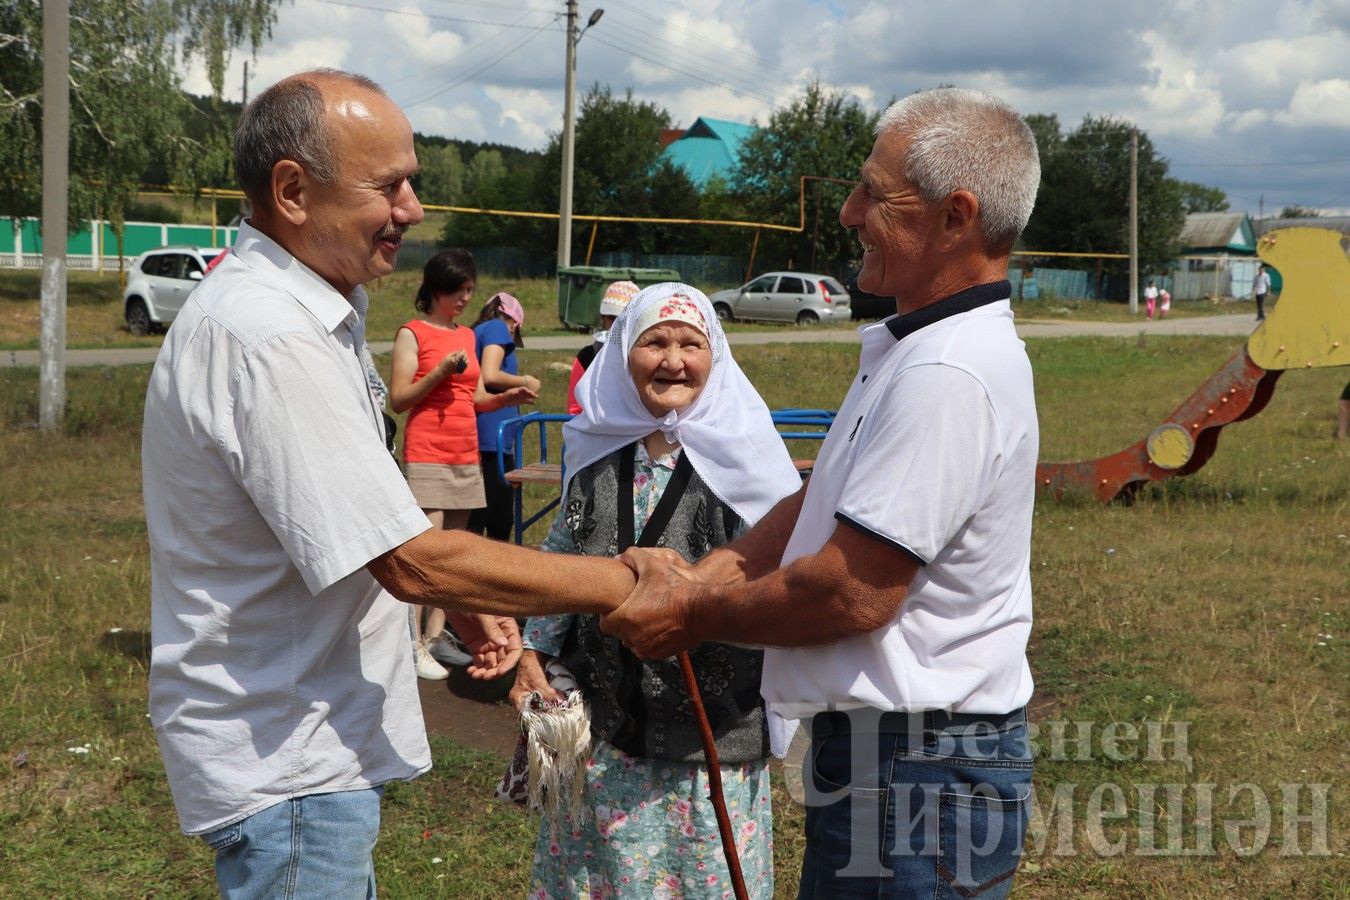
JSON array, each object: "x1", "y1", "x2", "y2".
[
  {"x1": 123, "y1": 246, "x2": 224, "y2": 335},
  {"x1": 708, "y1": 271, "x2": 851, "y2": 325}
]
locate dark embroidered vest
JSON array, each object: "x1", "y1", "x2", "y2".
[{"x1": 560, "y1": 446, "x2": 769, "y2": 764}]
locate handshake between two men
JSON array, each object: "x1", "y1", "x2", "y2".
[
  {"x1": 452, "y1": 485, "x2": 924, "y2": 682},
  {"x1": 457, "y1": 544, "x2": 730, "y2": 681}
]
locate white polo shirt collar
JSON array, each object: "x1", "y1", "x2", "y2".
[
  {"x1": 232, "y1": 220, "x2": 365, "y2": 336},
  {"x1": 884, "y1": 279, "x2": 1013, "y2": 343},
  {"x1": 854, "y1": 279, "x2": 1013, "y2": 388}
]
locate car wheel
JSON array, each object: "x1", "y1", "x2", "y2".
[
  {"x1": 796, "y1": 310, "x2": 819, "y2": 326},
  {"x1": 713, "y1": 303, "x2": 733, "y2": 321},
  {"x1": 126, "y1": 297, "x2": 152, "y2": 336}
]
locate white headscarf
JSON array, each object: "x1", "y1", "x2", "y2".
[{"x1": 563, "y1": 282, "x2": 801, "y2": 527}]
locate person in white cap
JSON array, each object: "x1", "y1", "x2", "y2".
[{"x1": 567, "y1": 279, "x2": 639, "y2": 414}]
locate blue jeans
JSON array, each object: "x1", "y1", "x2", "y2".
[
  {"x1": 201, "y1": 786, "x2": 385, "y2": 899},
  {"x1": 799, "y1": 708, "x2": 1032, "y2": 899}
]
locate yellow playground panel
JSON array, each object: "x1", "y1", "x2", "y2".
[{"x1": 1038, "y1": 227, "x2": 1350, "y2": 502}]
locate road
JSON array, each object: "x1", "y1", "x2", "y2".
[{"x1": 1, "y1": 314, "x2": 1259, "y2": 368}]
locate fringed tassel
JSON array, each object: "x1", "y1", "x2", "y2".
[{"x1": 521, "y1": 689, "x2": 591, "y2": 832}]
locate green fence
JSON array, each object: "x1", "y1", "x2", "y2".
[{"x1": 2, "y1": 217, "x2": 237, "y2": 268}]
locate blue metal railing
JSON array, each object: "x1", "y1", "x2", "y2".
[{"x1": 495, "y1": 409, "x2": 835, "y2": 544}]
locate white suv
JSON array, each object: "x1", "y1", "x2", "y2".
[{"x1": 123, "y1": 246, "x2": 224, "y2": 335}]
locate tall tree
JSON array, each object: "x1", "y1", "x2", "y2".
[
  {"x1": 0, "y1": 0, "x2": 279, "y2": 233},
  {"x1": 536, "y1": 85, "x2": 700, "y2": 258},
  {"x1": 731, "y1": 81, "x2": 877, "y2": 275},
  {"x1": 1177, "y1": 180, "x2": 1229, "y2": 213},
  {"x1": 442, "y1": 149, "x2": 548, "y2": 251},
  {"x1": 413, "y1": 141, "x2": 464, "y2": 206},
  {"x1": 445, "y1": 85, "x2": 702, "y2": 260},
  {"x1": 170, "y1": 0, "x2": 279, "y2": 100},
  {"x1": 1022, "y1": 115, "x2": 1186, "y2": 274}
]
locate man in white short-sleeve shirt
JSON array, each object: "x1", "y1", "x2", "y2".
[
  {"x1": 604, "y1": 88, "x2": 1042, "y2": 899},
  {"x1": 144, "y1": 70, "x2": 638, "y2": 897}
]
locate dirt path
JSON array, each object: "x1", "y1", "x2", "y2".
[
  {"x1": 2, "y1": 314, "x2": 1258, "y2": 368},
  {"x1": 417, "y1": 667, "x2": 521, "y2": 757}
]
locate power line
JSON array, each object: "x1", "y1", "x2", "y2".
[
  {"x1": 586, "y1": 32, "x2": 777, "y2": 105},
  {"x1": 400, "y1": 23, "x2": 557, "y2": 109},
  {"x1": 423, "y1": 0, "x2": 553, "y2": 9},
  {"x1": 312, "y1": 0, "x2": 552, "y2": 28},
  {"x1": 605, "y1": 0, "x2": 804, "y2": 85},
  {"x1": 383, "y1": 7, "x2": 556, "y2": 89},
  {"x1": 596, "y1": 4, "x2": 802, "y2": 103}
]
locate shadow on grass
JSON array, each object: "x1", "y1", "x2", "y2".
[
  {"x1": 101, "y1": 629, "x2": 150, "y2": 664},
  {"x1": 0, "y1": 270, "x2": 121, "y2": 308}
]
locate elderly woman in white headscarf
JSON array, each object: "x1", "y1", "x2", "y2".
[{"x1": 510, "y1": 282, "x2": 800, "y2": 899}]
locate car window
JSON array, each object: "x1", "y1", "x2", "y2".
[
  {"x1": 182, "y1": 256, "x2": 203, "y2": 278},
  {"x1": 164, "y1": 253, "x2": 190, "y2": 277},
  {"x1": 776, "y1": 276, "x2": 805, "y2": 294},
  {"x1": 141, "y1": 255, "x2": 167, "y2": 276},
  {"x1": 745, "y1": 276, "x2": 776, "y2": 292},
  {"x1": 822, "y1": 277, "x2": 846, "y2": 294}
]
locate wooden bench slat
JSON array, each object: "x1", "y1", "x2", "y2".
[
  {"x1": 505, "y1": 463, "x2": 563, "y2": 486},
  {"x1": 507, "y1": 458, "x2": 815, "y2": 486}
]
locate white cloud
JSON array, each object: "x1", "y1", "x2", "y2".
[
  {"x1": 173, "y1": 0, "x2": 1350, "y2": 212},
  {"x1": 1276, "y1": 78, "x2": 1350, "y2": 128},
  {"x1": 1135, "y1": 31, "x2": 1227, "y2": 138},
  {"x1": 409, "y1": 102, "x2": 488, "y2": 143},
  {"x1": 179, "y1": 36, "x2": 353, "y2": 98},
  {"x1": 484, "y1": 87, "x2": 559, "y2": 148}
]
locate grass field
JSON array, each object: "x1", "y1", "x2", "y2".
[
  {"x1": 1015, "y1": 294, "x2": 1255, "y2": 323},
  {"x1": 1, "y1": 335, "x2": 1347, "y2": 897}
]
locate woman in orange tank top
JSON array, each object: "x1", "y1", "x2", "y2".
[{"x1": 390, "y1": 249, "x2": 537, "y2": 679}]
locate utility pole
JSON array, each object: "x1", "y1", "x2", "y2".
[
  {"x1": 242, "y1": 60, "x2": 249, "y2": 105},
  {"x1": 39, "y1": 0, "x2": 70, "y2": 431},
  {"x1": 1128, "y1": 127, "x2": 1138, "y2": 316},
  {"x1": 556, "y1": 0, "x2": 579, "y2": 272}
]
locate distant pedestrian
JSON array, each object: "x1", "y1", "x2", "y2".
[
  {"x1": 470, "y1": 291, "x2": 539, "y2": 543},
  {"x1": 390, "y1": 250, "x2": 538, "y2": 679},
  {"x1": 566, "y1": 280, "x2": 640, "y2": 414},
  {"x1": 1158, "y1": 287, "x2": 1171, "y2": 318},
  {"x1": 1144, "y1": 279, "x2": 1158, "y2": 319},
  {"x1": 1253, "y1": 264, "x2": 1272, "y2": 320}
]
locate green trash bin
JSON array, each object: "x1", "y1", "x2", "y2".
[{"x1": 556, "y1": 266, "x2": 682, "y2": 331}]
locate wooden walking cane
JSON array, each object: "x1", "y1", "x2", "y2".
[
  {"x1": 615, "y1": 446, "x2": 751, "y2": 899},
  {"x1": 677, "y1": 651, "x2": 750, "y2": 900}
]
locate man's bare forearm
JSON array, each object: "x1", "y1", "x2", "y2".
[
  {"x1": 689, "y1": 540, "x2": 902, "y2": 648},
  {"x1": 370, "y1": 529, "x2": 635, "y2": 616},
  {"x1": 694, "y1": 484, "x2": 806, "y2": 586}
]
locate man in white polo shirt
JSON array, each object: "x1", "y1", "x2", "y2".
[
  {"x1": 143, "y1": 69, "x2": 637, "y2": 897},
  {"x1": 603, "y1": 87, "x2": 1041, "y2": 898}
]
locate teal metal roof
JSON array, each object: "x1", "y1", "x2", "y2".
[
  {"x1": 1180, "y1": 212, "x2": 1256, "y2": 253},
  {"x1": 658, "y1": 117, "x2": 757, "y2": 187}
]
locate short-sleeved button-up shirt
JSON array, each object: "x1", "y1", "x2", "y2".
[{"x1": 143, "y1": 222, "x2": 432, "y2": 835}]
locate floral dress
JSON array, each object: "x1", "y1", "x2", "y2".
[{"x1": 523, "y1": 442, "x2": 774, "y2": 900}]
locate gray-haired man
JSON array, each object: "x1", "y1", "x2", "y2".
[{"x1": 604, "y1": 88, "x2": 1043, "y2": 898}]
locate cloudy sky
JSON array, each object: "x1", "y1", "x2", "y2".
[{"x1": 180, "y1": 0, "x2": 1350, "y2": 217}]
